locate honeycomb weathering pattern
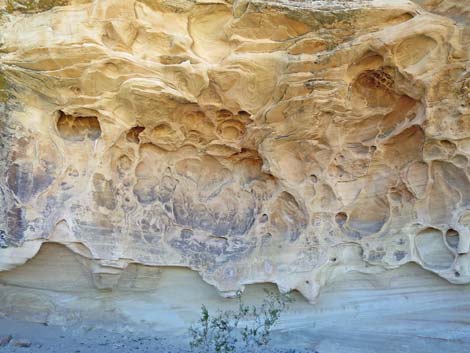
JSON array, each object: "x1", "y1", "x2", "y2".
[{"x1": 0, "y1": 0, "x2": 469, "y2": 303}]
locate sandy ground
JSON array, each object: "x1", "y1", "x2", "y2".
[
  {"x1": 0, "y1": 318, "x2": 180, "y2": 353},
  {"x1": 1, "y1": 307, "x2": 470, "y2": 353},
  {"x1": 0, "y1": 318, "x2": 314, "y2": 353}
]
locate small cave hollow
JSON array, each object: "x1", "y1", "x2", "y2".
[
  {"x1": 127, "y1": 126, "x2": 145, "y2": 143},
  {"x1": 445, "y1": 229, "x2": 459, "y2": 250},
  {"x1": 352, "y1": 69, "x2": 397, "y2": 108},
  {"x1": 56, "y1": 111, "x2": 101, "y2": 142},
  {"x1": 415, "y1": 227, "x2": 455, "y2": 270},
  {"x1": 362, "y1": 70, "x2": 393, "y2": 88},
  {"x1": 335, "y1": 212, "x2": 348, "y2": 227}
]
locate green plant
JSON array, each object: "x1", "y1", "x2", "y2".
[
  {"x1": 0, "y1": 73, "x2": 9, "y2": 103},
  {"x1": 189, "y1": 289, "x2": 293, "y2": 353},
  {"x1": 5, "y1": 0, "x2": 69, "y2": 14}
]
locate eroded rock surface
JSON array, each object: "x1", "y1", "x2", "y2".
[{"x1": 0, "y1": 0, "x2": 469, "y2": 304}]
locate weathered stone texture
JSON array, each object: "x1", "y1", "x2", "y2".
[{"x1": 0, "y1": 0, "x2": 469, "y2": 304}]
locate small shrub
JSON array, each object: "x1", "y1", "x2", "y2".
[
  {"x1": 189, "y1": 289, "x2": 293, "y2": 353},
  {"x1": 0, "y1": 74, "x2": 9, "y2": 103},
  {"x1": 6, "y1": 0, "x2": 69, "y2": 14}
]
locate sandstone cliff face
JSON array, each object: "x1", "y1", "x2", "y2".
[{"x1": 0, "y1": 0, "x2": 469, "y2": 307}]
